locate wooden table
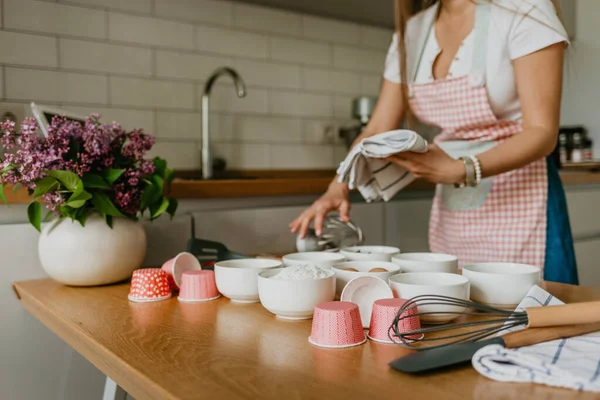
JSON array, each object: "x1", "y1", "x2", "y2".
[{"x1": 12, "y1": 279, "x2": 600, "y2": 400}]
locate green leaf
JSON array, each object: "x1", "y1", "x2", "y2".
[
  {"x1": 75, "y1": 209, "x2": 89, "y2": 227},
  {"x1": 102, "y1": 169, "x2": 125, "y2": 184},
  {"x1": 140, "y1": 183, "x2": 161, "y2": 210},
  {"x1": 33, "y1": 177, "x2": 59, "y2": 199},
  {"x1": 58, "y1": 205, "x2": 77, "y2": 219},
  {"x1": 91, "y1": 192, "x2": 124, "y2": 217},
  {"x1": 150, "y1": 197, "x2": 169, "y2": 220},
  {"x1": 66, "y1": 188, "x2": 92, "y2": 208},
  {"x1": 164, "y1": 168, "x2": 175, "y2": 190},
  {"x1": 44, "y1": 170, "x2": 81, "y2": 192},
  {"x1": 2, "y1": 164, "x2": 15, "y2": 173},
  {"x1": 28, "y1": 202, "x2": 42, "y2": 232},
  {"x1": 65, "y1": 199, "x2": 88, "y2": 209},
  {"x1": 12, "y1": 183, "x2": 22, "y2": 192},
  {"x1": 105, "y1": 214, "x2": 113, "y2": 229},
  {"x1": 166, "y1": 198, "x2": 178, "y2": 220},
  {"x1": 153, "y1": 157, "x2": 167, "y2": 177},
  {"x1": 152, "y1": 174, "x2": 164, "y2": 192},
  {"x1": 0, "y1": 183, "x2": 7, "y2": 205},
  {"x1": 82, "y1": 173, "x2": 111, "y2": 189}
]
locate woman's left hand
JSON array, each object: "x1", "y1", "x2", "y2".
[{"x1": 386, "y1": 144, "x2": 465, "y2": 185}]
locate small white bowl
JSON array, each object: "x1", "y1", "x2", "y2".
[
  {"x1": 340, "y1": 246, "x2": 401, "y2": 262},
  {"x1": 214, "y1": 259, "x2": 282, "y2": 303},
  {"x1": 257, "y1": 268, "x2": 336, "y2": 320},
  {"x1": 332, "y1": 261, "x2": 401, "y2": 298},
  {"x1": 391, "y1": 253, "x2": 458, "y2": 274},
  {"x1": 462, "y1": 263, "x2": 542, "y2": 309},
  {"x1": 282, "y1": 252, "x2": 346, "y2": 270},
  {"x1": 388, "y1": 273, "x2": 470, "y2": 324},
  {"x1": 340, "y1": 275, "x2": 394, "y2": 328}
]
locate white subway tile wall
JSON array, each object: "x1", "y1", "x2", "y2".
[
  {"x1": 59, "y1": 0, "x2": 153, "y2": 13},
  {"x1": 60, "y1": 39, "x2": 153, "y2": 76},
  {"x1": 110, "y1": 76, "x2": 194, "y2": 109},
  {"x1": 154, "y1": 0, "x2": 233, "y2": 26},
  {"x1": 303, "y1": 16, "x2": 360, "y2": 46},
  {"x1": 0, "y1": 31, "x2": 58, "y2": 68},
  {"x1": 233, "y1": 3, "x2": 302, "y2": 36},
  {"x1": 6, "y1": 68, "x2": 108, "y2": 104},
  {"x1": 0, "y1": 0, "x2": 393, "y2": 170}
]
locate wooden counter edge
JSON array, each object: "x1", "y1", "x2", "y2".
[
  {"x1": 12, "y1": 280, "x2": 177, "y2": 400},
  {"x1": 3, "y1": 170, "x2": 600, "y2": 204}
]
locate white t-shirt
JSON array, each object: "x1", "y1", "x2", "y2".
[{"x1": 383, "y1": 0, "x2": 568, "y2": 122}]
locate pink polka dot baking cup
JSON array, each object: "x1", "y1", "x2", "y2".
[
  {"x1": 309, "y1": 301, "x2": 366, "y2": 348},
  {"x1": 368, "y1": 298, "x2": 423, "y2": 344},
  {"x1": 128, "y1": 268, "x2": 172, "y2": 302},
  {"x1": 178, "y1": 270, "x2": 220, "y2": 302},
  {"x1": 161, "y1": 252, "x2": 201, "y2": 290}
]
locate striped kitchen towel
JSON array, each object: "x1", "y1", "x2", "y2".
[
  {"x1": 472, "y1": 285, "x2": 600, "y2": 393},
  {"x1": 336, "y1": 130, "x2": 428, "y2": 202}
]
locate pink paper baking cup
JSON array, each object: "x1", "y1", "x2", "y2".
[
  {"x1": 368, "y1": 298, "x2": 423, "y2": 344},
  {"x1": 161, "y1": 252, "x2": 202, "y2": 290},
  {"x1": 128, "y1": 268, "x2": 172, "y2": 302},
  {"x1": 309, "y1": 301, "x2": 366, "y2": 348},
  {"x1": 178, "y1": 270, "x2": 220, "y2": 302}
]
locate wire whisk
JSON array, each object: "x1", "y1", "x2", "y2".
[{"x1": 388, "y1": 295, "x2": 532, "y2": 350}]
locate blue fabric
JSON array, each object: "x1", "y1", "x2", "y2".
[{"x1": 544, "y1": 156, "x2": 579, "y2": 284}]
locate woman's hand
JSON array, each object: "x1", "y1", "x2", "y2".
[
  {"x1": 386, "y1": 144, "x2": 465, "y2": 185},
  {"x1": 289, "y1": 182, "x2": 350, "y2": 238}
]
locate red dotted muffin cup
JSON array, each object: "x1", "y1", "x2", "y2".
[
  {"x1": 368, "y1": 298, "x2": 423, "y2": 344},
  {"x1": 128, "y1": 268, "x2": 172, "y2": 302},
  {"x1": 178, "y1": 270, "x2": 220, "y2": 302},
  {"x1": 161, "y1": 252, "x2": 201, "y2": 291},
  {"x1": 309, "y1": 301, "x2": 366, "y2": 348}
]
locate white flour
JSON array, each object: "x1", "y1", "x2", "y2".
[{"x1": 271, "y1": 264, "x2": 329, "y2": 280}]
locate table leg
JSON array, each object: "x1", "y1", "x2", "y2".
[{"x1": 102, "y1": 377, "x2": 127, "y2": 400}]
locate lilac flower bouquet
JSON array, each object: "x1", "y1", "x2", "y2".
[{"x1": 0, "y1": 115, "x2": 177, "y2": 231}]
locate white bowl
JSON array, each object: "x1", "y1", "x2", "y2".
[
  {"x1": 257, "y1": 269, "x2": 336, "y2": 320},
  {"x1": 282, "y1": 252, "x2": 346, "y2": 270},
  {"x1": 340, "y1": 275, "x2": 394, "y2": 328},
  {"x1": 388, "y1": 273, "x2": 470, "y2": 324},
  {"x1": 332, "y1": 261, "x2": 401, "y2": 298},
  {"x1": 462, "y1": 263, "x2": 541, "y2": 309},
  {"x1": 391, "y1": 253, "x2": 458, "y2": 274},
  {"x1": 340, "y1": 246, "x2": 401, "y2": 262},
  {"x1": 214, "y1": 259, "x2": 282, "y2": 303}
]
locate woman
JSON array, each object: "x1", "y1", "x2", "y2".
[{"x1": 290, "y1": 0, "x2": 578, "y2": 284}]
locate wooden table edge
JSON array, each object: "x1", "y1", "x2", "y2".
[{"x1": 13, "y1": 280, "x2": 178, "y2": 400}]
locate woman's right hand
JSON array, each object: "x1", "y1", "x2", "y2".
[{"x1": 289, "y1": 181, "x2": 351, "y2": 238}]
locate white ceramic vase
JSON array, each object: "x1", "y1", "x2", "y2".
[{"x1": 38, "y1": 213, "x2": 147, "y2": 286}]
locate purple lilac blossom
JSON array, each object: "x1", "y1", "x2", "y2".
[{"x1": 0, "y1": 115, "x2": 158, "y2": 216}]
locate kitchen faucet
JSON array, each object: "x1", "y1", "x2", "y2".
[{"x1": 201, "y1": 67, "x2": 246, "y2": 180}]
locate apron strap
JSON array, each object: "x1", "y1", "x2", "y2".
[{"x1": 471, "y1": 0, "x2": 492, "y2": 74}]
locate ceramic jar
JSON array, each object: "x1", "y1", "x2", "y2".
[{"x1": 38, "y1": 214, "x2": 146, "y2": 286}]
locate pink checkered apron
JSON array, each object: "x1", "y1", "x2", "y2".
[{"x1": 407, "y1": 2, "x2": 547, "y2": 268}]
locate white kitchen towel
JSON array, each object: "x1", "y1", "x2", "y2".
[
  {"x1": 472, "y1": 285, "x2": 600, "y2": 392},
  {"x1": 336, "y1": 130, "x2": 428, "y2": 202}
]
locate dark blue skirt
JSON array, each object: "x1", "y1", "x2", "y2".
[{"x1": 544, "y1": 156, "x2": 579, "y2": 284}]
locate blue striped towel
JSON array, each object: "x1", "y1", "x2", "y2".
[
  {"x1": 336, "y1": 130, "x2": 428, "y2": 202},
  {"x1": 472, "y1": 285, "x2": 600, "y2": 392}
]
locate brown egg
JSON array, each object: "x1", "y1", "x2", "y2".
[
  {"x1": 343, "y1": 267, "x2": 359, "y2": 272},
  {"x1": 369, "y1": 268, "x2": 388, "y2": 273}
]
